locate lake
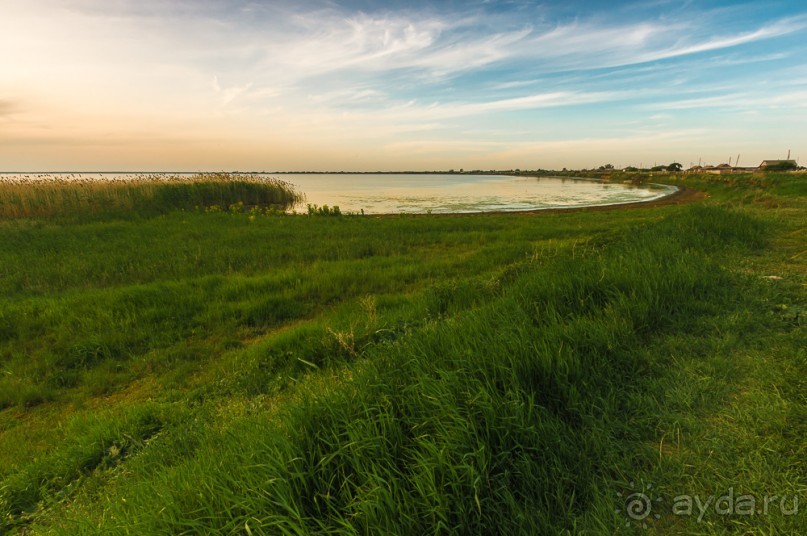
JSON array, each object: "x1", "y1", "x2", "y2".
[
  {"x1": 1, "y1": 173, "x2": 676, "y2": 214},
  {"x1": 282, "y1": 173, "x2": 676, "y2": 214}
]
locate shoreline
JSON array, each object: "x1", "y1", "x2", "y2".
[{"x1": 359, "y1": 185, "x2": 706, "y2": 217}]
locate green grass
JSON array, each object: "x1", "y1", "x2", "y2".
[
  {"x1": 0, "y1": 173, "x2": 804, "y2": 534},
  {"x1": 0, "y1": 173, "x2": 302, "y2": 220}
]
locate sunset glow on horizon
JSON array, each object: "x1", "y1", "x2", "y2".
[{"x1": 2, "y1": 0, "x2": 806, "y2": 172}]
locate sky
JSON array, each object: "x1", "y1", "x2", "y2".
[{"x1": 1, "y1": 0, "x2": 806, "y2": 171}]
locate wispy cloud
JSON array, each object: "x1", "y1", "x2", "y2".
[
  {"x1": 267, "y1": 90, "x2": 631, "y2": 140},
  {"x1": 377, "y1": 127, "x2": 726, "y2": 169},
  {"x1": 0, "y1": 100, "x2": 18, "y2": 118},
  {"x1": 306, "y1": 87, "x2": 387, "y2": 105},
  {"x1": 212, "y1": 77, "x2": 255, "y2": 106},
  {"x1": 276, "y1": 11, "x2": 447, "y2": 73},
  {"x1": 631, "y1": 15, "x2": 807, "y2": 64},
  {"x1": 407, "y1": 91, "x2": 627, "y2": 119},
  {"x1": 264, "y1": 11, "x2": 806, "y2": 84},
  {"x1": 656, "y1": 90, "x2": 807, "y2": 110}
]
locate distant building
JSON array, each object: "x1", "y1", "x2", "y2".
[
  {"x1": 758, "y1": 160, "x2": 798, "y2": 169},
  {"x1": 703, "y1": 164, "x2": 734, "y2": 175},
  {"x1": 686, "y1": 160, "x2": 797, "y2": 174}
]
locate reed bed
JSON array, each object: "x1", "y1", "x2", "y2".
[{"x1": 0, "y1": 173, "x2": 303, "y2": 219}]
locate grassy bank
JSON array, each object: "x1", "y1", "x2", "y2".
[{"x1": 0, "y1": 174, "x2": 803, "y2": 534}]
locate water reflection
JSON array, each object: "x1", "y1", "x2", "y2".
[{"x1": 286, "y1": 174, "x2": 675, "y2": 214}]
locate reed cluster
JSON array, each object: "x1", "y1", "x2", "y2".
[{"x1": 0, "y1": 173, "x2": 303, "y2": 219}]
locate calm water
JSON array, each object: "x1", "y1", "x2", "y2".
[
  {"x1": 2, "y1": 173, "x2": 676, "y2": 214},
  {"x1": 281, "y1": 174, "x2": 675, "y2": 214}
]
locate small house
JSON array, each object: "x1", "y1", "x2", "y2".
[{"x1": 758, "y1": 160, "x2": 798, "y2": 170}]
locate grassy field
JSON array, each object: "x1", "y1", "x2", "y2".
[{"x1": 0, "y1": 173, "x2": 804, "y2": 534}]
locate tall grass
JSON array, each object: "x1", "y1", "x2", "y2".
[
  {"x1": 0, "y1": 173, "x2": 303, "y2": 219},
  {"x1": 16, "y1": 204, "x2": 793, "y2": 535}
]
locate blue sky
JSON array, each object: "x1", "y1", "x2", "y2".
[{"x1": 1, "y1": 0, "x2": 805, "y2": 170}]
